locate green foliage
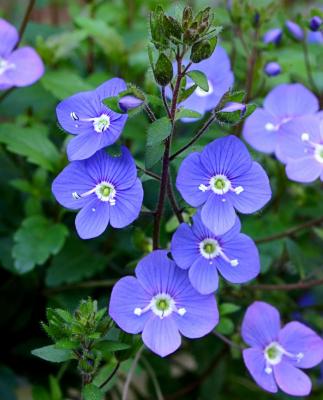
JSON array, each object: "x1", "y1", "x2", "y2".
[
  {"x1": 31, "y1": 345, "x2": 73, "y2": 363},
  {"x1": 187, "y1": 70, "x2": 209, "y2": 91},
  {"x1": 13, "y1": 216, "x2": 68, "y2": 274},
  {"x1": 83, "y1": 383, "x2": 104, "y2": 400}
]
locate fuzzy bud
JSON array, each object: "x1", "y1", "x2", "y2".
[
  {"x1": 182, "y1": 6, "x2": 193, "y2": 30},
  {"x1": 118, "y1": 95, "x2": 144, "y2": 112}
]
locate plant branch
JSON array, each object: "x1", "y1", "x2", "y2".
[
  {"x1": 302, "y1": 35, "x2": 318, "y2": 93},
  {"x1": 122, "y1": 346, "x2": 144, "y2": 400},
  {"x1": 167, "y1": 175, "x2": 184, "y2": 223},
  {"x1": 161, "y1": 86, "x2": 171, "y2": 119},
  {"x1": 245, "y1": 25, "x2": 260, "y2": 103},
  {"x1": 16, "y1": 0, "x2": 36, "y2": 48},
  {"x1": 255, "y1": 216, "x2": 323, "y2": 244},
  {"x1": 144, "y1": 104, "x2": 157, "y2": 122},
  {"x1": 140, "y1": 356, "x2": 164, "y2": 400},
  {"x1": 251, "y1": 278, "x2": 323, "y2": 291},
  {"x1": 99, "y1": 362, "x2": 121, "y2": 389},
  {"x1": 213, "y1": 331, "x2": 243, "y2": 350},
  {"x1": 169, "y1": 112, "x2": 217, "y2": 160},
  {"x1": 137, "y1": 164, "x2": 161, "y2": 180}
]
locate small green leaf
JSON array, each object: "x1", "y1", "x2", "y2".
[
  {"x1": 216, "y1": 317, "x2": 234, "y2": 336},
  {"x1": 96, "y1": 340, "x2": 131, "y2": 355},
  {"x1": 175, "y1": 108, "x2": 202, "y2": 120},
  {"x1": 146, "y1": 117, "x2": 172, "y2": 146},
  {"x1": 178, "y1": 83, "x2": 197, "y2": 103},
  {"x1": 13, "y1": 216, "x2": 68, "y2": 274},
  {"x1": 31, "y1": 345, "x2": 73, "y2": 363},
  {"x1": 220, "y1": 303, "x2": 241, "y2": 316},
  {"x1": 187, "y1": 70, "x2": 209, "y2": 91},
  {"x1": 83, "y1": 384, "x2": 104, "y2": 400}
]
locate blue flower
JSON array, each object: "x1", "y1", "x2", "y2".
[
  {"x1": 176, "y1": 135, "x2": 271, "y2": 235},
  {"x1": 109, "y1": 250, "x2": 219, "y2": 357},
  {"x1": 56, "y1": 78, "x2": 128, "y2": 161},
  {"x1": 171, "y1": 211, "x2": 260, "y2": 294},
  {"x1": 52, "y1": 147, "x2": 143, "y2": 239},
  {"x1": 242, "y1": 301, "x2": 323, "y2": 396}
]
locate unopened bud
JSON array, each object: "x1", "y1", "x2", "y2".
[
  {"x1": 119, "y1": 95, "x2": 144, "y2": 112},
  {"x1": 182, "y1": 6, "x2": 193, "y2": 30},
  {"x1": 163, "y1": 15, "x2": 182, "y2": 41},
  {"x1": 264, "y1": 61, "x2": 281, "y2": 77},
  {"x1": 285, "y1": 20, "x2": 304, "y2": 41},
  {"x1": 220, "y1": 102, "x2": 246, "y2": 115},
  {"x1": 309, "y1": 16, "x2": 322, "y2": 32}
]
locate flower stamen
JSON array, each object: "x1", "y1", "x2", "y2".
[
  {"x1": 133, "y1": 293, "x2": 186, "y2": 319},
  {"x1": 72, "y1": 181, "x2": 116, "y2": 205}
]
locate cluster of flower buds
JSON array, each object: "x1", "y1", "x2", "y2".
[{"x1": 149, "y1": 6, "x2": 218, "y2": 86}]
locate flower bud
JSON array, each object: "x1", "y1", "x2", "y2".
[
  {"x1": 154, "y1": 53, "x2": 173, "y2": 86},
  {"x1": 182, "y1": 6, "x2": 193, "y2": 30},
  {"x1": 220, "y1": 102, "x2": 246, "y2": 115},
  {"x1": 285, "y1": 20, "x2": 304, "y2": 41},
  {"x1": 263, "y1": 28, "x2": 282, "y2": 45},
  {"x1": 264, "y1": 61, "x2": 281, "y2": 77},
  {"x1": 309, "y1": 16, "x2": 322, "y2": 32},
  {"x1": 190, "y1": 40, "x2": 212, "y2": 63},
  {"x1": 183, "y1": 27, "x2": 199, "y2": 44},
  {"x1": 163, "y1": 15, "x2": 182, "y2": 42},
  {"x1": 118, "y1": 95, "x2": 144, "y2": 112}
]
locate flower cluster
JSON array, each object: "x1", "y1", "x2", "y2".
[
  {"x1": 0, "y1": 18, "x2": 44, "y2": 90},
  {"x1": 242, "y1": 302, "x2": 323, "y2": 396},
  {"x1": 52, "y1": 78, "x2": 144, "y2": 239}
]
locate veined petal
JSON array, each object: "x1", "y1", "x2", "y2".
[
  {"x1": 142, "y1": 316, "x2": 181, "y2": 357},
  {"x1": 67, "y1": 131, "x2": 102, "y2": 161},
  {"x1": 200, "y1": 135, "x2": 252, "y2": 178},
  {"x1": 189, "y1": 257, "x2": 219, "y2": 294},
  {"x1": 229, "y1": 162, "x2": 271, "y2": 214},
  {"x1": 0, "y1": 18, "x2": 18, "y2": 56},
  {"x1": 201, "y1": 194, "x2": 236, "y2": 235},
  {"x1": 171, "y1": 223, "x2": 200, "y2": 270},
  {"x1": 278, "y1": 321, "x2": 323, "y2": 369},
  {"x1": 243, "y1": 348, "x2": 278, "y2": 393},
  {"x1": 274, "y1": 361, "x2": 311, "y2": 396},
  {"x1": 75, "y1": 198, "x2": 110, "y2": 239},
  {"x1": 109, "y1": 276, "x2": 152, "y2": 334},
  {"x1": 242, "y1": 301, "x2": 281, "y2": 348},
  {"x1": 51, "y1": 161, "x2": 96, "y2": 210},
  {"x1": 95, "y1": 77, "x2": 127, "y2": 100},
  {"x1": 286, "y1": 157, "x2": 322, "y2": 183},
  {"x1": 217, "y1": 233, "x2": 260, "y2": 284},
  {"x1": 176, "y1": 152, "x2": 211, "y2": 207},
  {"x1": 6, "y1": 47, "x2": 44, "y2": 87},
  {"x1": 109, "y1": 178, "x2": 143, "y2": 228}
]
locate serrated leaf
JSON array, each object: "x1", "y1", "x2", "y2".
[
  {"x1": 187, "y1": 70, "x2": 209, "y2": 91},
  {"x1": 83, "y1": 384, "x2": 104, "y2": 400},
  {"x1": 31, "y1": 345, "x2": 73, "y2": 363},
  {"x1": 13, "y1": 216, "x2": 68, "y2": 274},
  {"x1": 0, "y1": 124, "x2": 60, "y2": 172},
  {"x1": 46, "y1": 239, "x2": 107, "y2": 287},
  {"x1": 175, "y1": 108, "x2": 202, "y2": 120},
  {"x1": 146, "y1": 117, "x2": 172, "y2": 146},
  {"x1": 41, "y1": 69, "x2": 93, "y2": 100}
]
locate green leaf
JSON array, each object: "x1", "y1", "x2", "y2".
[
  {"x1": 83, "y1": 384, "x2": 104, "y2": 400},
  {"x1": 187, "y1": 70, "x2": 209, "y2": 91},
  {"x1": 49, "y1": 375, "x2": 62, "y2": 400},
  {"x1": 95, "y1": 340, "x2": 130, "y2": 355},
  {"x1": 146, "y1": 117, "x2": 172, "y2": 146},
  {"x1": 178, "y1": 83, "x2": 197, "y2": 103},
  {"x1": 41, "y1": 69, "x2": 93, "y2": 100},
  {"x1": 216, "y1": 317, "x2": 234, "y2": 336},
  {"x1": 46, "y1": 239, "x2": 107, "y2": 287},
  {"x1": 220, "y1": 303, "x2": 241, "y2": 316},
  {"x1": 244, "y1": 103, "x2": 257, "y2": 118},
  {"x1": 13, "y1": 216, "x2": 68, "y2": 274},
  {"x1": 175, "y1": 108, "x2": 202, "y2": 120},
  {"x1": 0, "y1": 123, "x2": 60, "y2": 172},
  {"x1": 32, "y1": 386, "x2": 51, "y2": 400},
  {"x1": 31, "y1": 345, "x2": 73, "y2": 363},
  {"x1": 145, "y1": 142, "x2": 164, "y2": 169}
]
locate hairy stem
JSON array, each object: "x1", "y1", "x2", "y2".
[{"x1": 255, "y1": 216, "x2": 323, "y2": 244}]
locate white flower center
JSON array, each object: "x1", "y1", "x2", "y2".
[
  {"x1": 301, "y1": 132, "x2": 323, "y2": 163},
  {"x1": 264, "y1": 341, "x2": 304, "y2": 374},
  {"x1": 199, "y1": 174, "x2": 244, "y2": 197},
  {"x1": 195, "y1": 80, "x2": 214, "y2": 97},
  {"x1": 72, "y1": 181, "x2": 116, "y2": 206},
  {"x1": 265, "y1": 117, "x2": 292, "y2": 132},
  {"x1": 70, "y1": 112, "x2": 110, "y2": 133},
  {"x1": 0, "y1": 57, "x2": 15, "y2": 75},
  {"x1": 199, "y1": 238, "x2": 238, "y2": 266},
  {"x1": 134, "y1": 293, "x2": 186, "y2": 319}
]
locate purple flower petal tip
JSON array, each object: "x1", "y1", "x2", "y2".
[
  {"x1": 109, "y1": 250, "x2": 219, "y2": 357},
  {"x1": 242, "y1": 301, "x2": 323, "y2": 396},
  {"x1": 309, "y1": 16, "x2": 322, "y2": 32},
  {"x1": 118, "y1": 95, "x2": 144, "y2": 112},
  {"x1": 52, "y1": 147, "x2": 143, "y2": 239},
  {"x1": 220, "y1": 102, "x2": 246, "y2": 115},
  {"x1": 176, "y1": 135, "x2": 271, "y2": 235},
  {"x1": 263, "y1": 28, "x2": 283, "y2": 44},
  {"x1": 264, "y1": 62, "x2": 281, "y2": 77},
  {"x1": 285, "y1": 20, "x2": 304, "y2": 41},
  {"x1": 0, "y1": 18, "x2": 44, "y2": 90}
]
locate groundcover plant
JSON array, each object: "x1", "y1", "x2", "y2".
[{"x1": 0, "y1": 1, "x2": 322, "y2": 399}]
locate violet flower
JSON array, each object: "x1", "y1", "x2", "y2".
[
  {"x1": 264, "y1": 62, "x2": 281, "y2": 77},
  {"x1": 285, "y1": 20, "x2": 304, "y2": 41},
  {"x1": 263, "y1": 28, "x2": 282, "y2": 44}
]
